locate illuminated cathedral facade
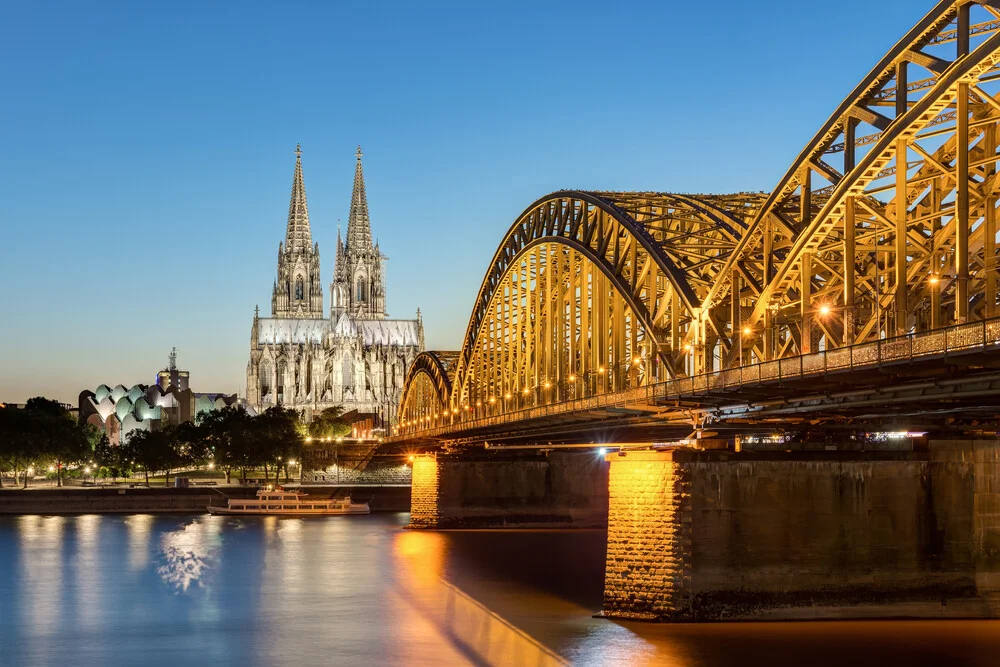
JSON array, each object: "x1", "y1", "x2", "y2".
[{"x1": 246, "y1": 146, "x2": 423, "y2": 425}]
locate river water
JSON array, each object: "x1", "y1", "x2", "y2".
[{"x1": 0, "y1": 513, "x2": 998, "y2": 666}]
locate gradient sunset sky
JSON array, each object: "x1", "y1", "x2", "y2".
[{"x1": 0, "y1": 0, "x2": 925, "y2": 403}]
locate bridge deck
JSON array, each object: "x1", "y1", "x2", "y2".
[{"x1": 388, "y1": 317, "x2": 1000, "y2": 446}]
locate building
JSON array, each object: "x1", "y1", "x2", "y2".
[
  {"x1": 246, "y1": 146, "x2": 423, "y2": 424},
  {"x1": 79, "y1": 351, "x2": 243, "y2": 445},
  {"x1": 156, "y1": 347, "x2": 190, "y2": 392}
]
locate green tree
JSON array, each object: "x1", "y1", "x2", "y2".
[
  {"x1": 0, "y1": 406, "x2": 29, "y2": 488},
  {"x1": 0, "y1": 398, "x2": 91, "y2": 488},
  {"x1": 251, "y1": 407, "x2": 303, "y2": 483},
  {"x1": 308, "y1": 406, "x2": 351, "y2": 440},
  {"x1": 26, "y1": 398, "x2": 90, "y2": 486},
  {"x1": 95, "y1": 432, "x2": 131, "y2": 481},
  {"x1": 199, "y1": 407, "x2": 252, "y2": 483},
  {"x1": 170, "y1": 421, "x2": 210, "y2": 472},
  {"x1": 123, "y1": 429, "x2": 182, "y2": 486}
]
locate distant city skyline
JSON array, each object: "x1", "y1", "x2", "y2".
[{"x1": 0, "y1": 0, "x2": 925, "y2": 403}]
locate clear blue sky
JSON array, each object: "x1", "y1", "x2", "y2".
[{"x1": 0, "y1": 0, "x2": 927, "y2": 403}]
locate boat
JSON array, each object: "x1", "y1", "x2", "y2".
[{"x1": 208, "y1": 487, "x2": 370, "y2": 516}]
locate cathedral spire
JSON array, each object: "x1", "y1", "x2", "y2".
[
  {"x1": 346, "y1": 145, "x2": 373, "y2": 250},
  {"x1": 285, "y1": 143, "x2": 312, "y2": 251},
  {"x1": 272, "y1": 144, "x2": 323, "y2": 319}
]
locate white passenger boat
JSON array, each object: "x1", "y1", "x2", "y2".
[{"x1": 208, "y1": 487, "x2": 370, "y2": 516}]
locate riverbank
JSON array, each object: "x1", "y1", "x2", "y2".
[{"x1": 0, "y1": 485, "x2": 411, "y2": 514}]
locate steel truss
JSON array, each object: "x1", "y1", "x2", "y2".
[{"x1": 397, "y1": 0, "x2": 1000, "y2": 436}]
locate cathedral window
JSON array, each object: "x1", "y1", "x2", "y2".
[
  {"x1": 295, "y1": 277, "x2": 304, "y2": 301},
  {"x1": 259, "y1": 361, "x2": 273, "y2": 397},
  {"x1": 342, "y1": 355, "x2": 355, "y2": 390},
  {"x1": 276, "y1": 361, "x2": 287, "y2": 404},
  {"x1": 356, "y1": 277, "x2": 367, "y2": 302}
]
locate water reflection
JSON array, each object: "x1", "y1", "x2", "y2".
[
  {"x1": 73, "y1": 514, "x2": 102, "y2": 632},
  {"x1": 2, "y1": 515, "x2": 999, "y2": 667},
  {"x1": 17, "y1": 515, "x2": 64, "y2": 640},
  {"x1": 394, "y1": 530, "x2": 566, "y2": 666},
  {"x1": 125, "y1": 514, "x2": 152, "y2": 571},
  {"x1": 156, "y1": 516, "x2": 222, "y2": 593}
]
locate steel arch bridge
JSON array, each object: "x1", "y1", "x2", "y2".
[{"x1": 396, "y1": 0, "x2": 1000, "y2": 440}]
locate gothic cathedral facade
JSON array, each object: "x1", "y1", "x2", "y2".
[{"x1": 246, "y1": 146, "x2": 423, "y2": 425}]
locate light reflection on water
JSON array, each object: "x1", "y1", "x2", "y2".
[
  {"x1": 17, "y1": 515, "x2": 63, "y2": 642},
  {"x1": 73, "y1": 514, "x2": 102, "y2": 633},
  {"x1": 125, "y1": 514, "x2": 152, "y2": 572},
  {"x1": 156, "y1": 515, "x2": 223, "y2": 593},
  {"x1": 0, "y1": 514, "x2": 998, "y2": 667}
]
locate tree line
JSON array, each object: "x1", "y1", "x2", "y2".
[
  {"x1": 0, "y1": 399, "x2": 352, "y2": 488},
  {"x1": 0, "y1": 398, "x2": 92, "y2": 487}
]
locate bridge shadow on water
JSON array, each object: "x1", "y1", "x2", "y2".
[
  {"x1": 393, "y1": 529, "x2": 575, "y2": 666},
  {"x1": 392, "y1": 527, "x2": 676, "y2": 666},
  {"x1": 392, "y1": 527, "x2": 1000, "y2": 667}
]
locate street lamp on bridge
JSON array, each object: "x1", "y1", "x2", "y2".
[{"x1": 740, "y1": 325, "x2": 754, "y2": 367}]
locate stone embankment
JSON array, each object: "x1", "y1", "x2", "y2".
[
  {"x1": 0, "y1": 486, "x2": 247, "y2": 514},
  {"x1": 0, "y1": 485, "x2": 411, "y2": 514},
  {"x1": 302, "y1": 460, "x2": 412, "y2": 486}
]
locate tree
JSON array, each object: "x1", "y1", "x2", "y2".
[
  {"x1": 0, "y1": 398, "x2": 91, "y2": 488},
  {"x1": 170, "y1": 421, "x2": 211, "y2": 472},
  {"x1": 95, "y1": 432, "x2": 131, "y2": 481},
  {"x1": 0, "y1": 406, "x2": 29, "y2": 488},
  {"x1": 26, "y1": 398, "x2": 90, "y2": 487},
  {"x1": 198, "y1": 407, "x2": 251, "y2": 484},
  {"x1": 122, "y1": 429, "x2": 182, "y2": 486},
  {"x1": 251, "y1": 407, "x2": 303, "y2": 483},
  {"x1": 308, "y1": 406, "x2": 352, "y2": 440}
]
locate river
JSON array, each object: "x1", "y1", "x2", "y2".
[{"x1": 0, "y1": 513, "x2": 997, "y2": 666}]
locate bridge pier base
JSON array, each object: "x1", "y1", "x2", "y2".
[
  {"x1": 408, "y1": 450, "x2": 608, "y2": 529},
  {"x1": 602, "y1": 442, "x2": 1000, "y2": 622}
]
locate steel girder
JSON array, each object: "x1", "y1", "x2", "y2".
[
  {"x1": 398, "y1": 351, "x2": 457, "y2": 427},
  {"x1": 396, "y1": 0, "x2": 1000, "y2": 435},
  {"x1": 703, "y1": 0, "x2": 1000, "y2": 368},
  {"x1": 440, "y1": 191, "x2": 761, "y2": 416}
]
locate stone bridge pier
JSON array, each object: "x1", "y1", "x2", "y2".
[
  {"x1": 602, "y1": 440, "x2": 1000, "y2": 621},
  {"x1": 409, "y1": 440, "x2": 1000, "y2": 621}
]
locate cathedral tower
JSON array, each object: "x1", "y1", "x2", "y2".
[
  {"x1": 272, "y1": 144, "x2": 324, "y2": 319},
  {"x1": 331, "y1": 146, "x2": 387, "y2": 320},
  {"x1": 249, "y1": 144, "x2": 422, "y2": 424}
]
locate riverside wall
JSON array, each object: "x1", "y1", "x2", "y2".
[
  {"x1": 0, "y1": 485, "x2": 411, "y2": 514},
  {"x1": 602, "y1": 441, "x2": 1000, "y2": 621},
  {"x1": 0, "y1": 487, "x2": 249, "y2": 514},
  {"x1": 409, "y1": 451, "x2": 609, "y2": 528}
]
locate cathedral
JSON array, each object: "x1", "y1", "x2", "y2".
[{"x1": 246, "y1": 145, "x2": 424, "y2": 425}]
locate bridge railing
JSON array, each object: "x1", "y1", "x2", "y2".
[{"x1": 396, "y1": 316, "x2": 1000, "y2": 440}]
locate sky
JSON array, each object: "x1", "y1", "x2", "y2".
[{"x1": 0, "y1": 0, "x2": 929, "y2": 404}]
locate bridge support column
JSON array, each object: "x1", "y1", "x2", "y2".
[
  {"x1": 930, "y1": 439, "x2": 1000, "y2": 612},
  {"x1": 602, "y1": 451, "x2": 693, "y2": 620},
  {"x1": 409, "y1": 454, "x2": 441, "y2": 528},
  {"x1": 602, "y1": 444, "x2": 1000, "y2": 622}
]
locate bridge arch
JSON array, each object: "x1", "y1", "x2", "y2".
[
  {"x1": 396, "y1": 1, "x2": 1000, "y2": 438},
  {"x1": 700, "y1": 0, "x2": 1000, "y2": 367},
  {"x1": 398, "y1": 351, "x2": 457, "y2": 429},
  {"x1": 440, "y1": 190, "x2": 762, "y2": 416}
]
